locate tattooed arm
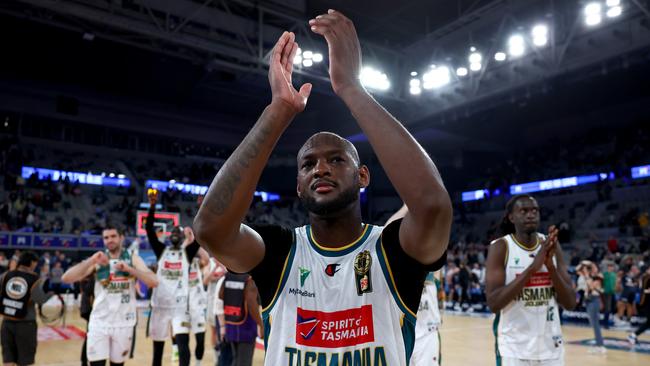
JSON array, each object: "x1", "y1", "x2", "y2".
[{"x1": 193, "y1": 31, "x2": 311, "y2": 273}]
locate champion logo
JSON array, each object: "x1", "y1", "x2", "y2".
[{"x1": 325, "y1": 264, "x2": 341, "y2": 277}]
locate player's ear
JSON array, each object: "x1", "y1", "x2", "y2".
[{"x1": 358, "y1": 165, "x2": 370, "y2": 188}]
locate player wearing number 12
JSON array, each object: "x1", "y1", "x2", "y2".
[
  {"x1": 486, "y1": 195, "x2": 576, "y2": 366},
  {"x1": 62, "y1": 226, "x2": 159, "y2": 366}
]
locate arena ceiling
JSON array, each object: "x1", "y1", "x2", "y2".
[{"x1": 1, "y1": 0, "x2": 650, "y2": 156}]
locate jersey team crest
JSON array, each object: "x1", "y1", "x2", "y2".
[{"x1": 354, "y1": 250, "x2": 373, "y2": 295}]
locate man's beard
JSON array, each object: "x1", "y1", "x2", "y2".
[
  {"x1": 523, "y1": 225, "x2": 538, "y2": 235},
  {"x1": 300, "y1": 185, "x2": 359, "y2": 217},
  {"x1": 170, "y1": 236, "x2": 182, "y2": 247}
]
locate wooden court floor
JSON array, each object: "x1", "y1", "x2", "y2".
[{"x1": 13, "y1": 309, "x2": 650, "y2": 365}]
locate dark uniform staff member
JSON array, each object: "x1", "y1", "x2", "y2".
[{"x1": 1, "y1": 251, "x2": 54, "y2": 366}]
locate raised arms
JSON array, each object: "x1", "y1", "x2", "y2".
[
  {"x1": 194, "y1": 32, "x2": 312, "y2": 273},
  {"x1": 309, "y1": 10, "x2": 452, "y2": 264}
]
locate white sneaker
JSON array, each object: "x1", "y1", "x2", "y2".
[{"x1": 628, "y1": 333, "x2": 638, "y2": 345}]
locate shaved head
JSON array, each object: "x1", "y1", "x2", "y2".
[{"x1": 297, "y1": 132, "x2": 360, "y2": 167}]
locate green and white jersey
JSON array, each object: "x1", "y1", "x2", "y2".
[
  {"x1": 151, "y1": 247, "x2": 188, "y2": 309},
  {"x1": 90, "y1": 250, "x2": 137, "y2": 329},
  {"x1": 414, "y1": 272, "x2": 441, "y2": 338},
  {"x1": 262, "y1": 224, "x2": 418, "y2": 366},
  {"x1": 492, "y1": 234, "x2": 563, "y2": 361},
  {"x1": 188, "y1": 257, "x2": 207, "y2": 314}
]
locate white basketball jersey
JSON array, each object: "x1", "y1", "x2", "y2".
[
  {"x1": 262, "y1": 224, "x2": 418, "y2": 366},
  {"x1": 414, "y1": 272, "x2": 441, "y2": 338},
  {"x1": 89, "y1": 257, "x2": 137, "y2": 329},
  {"x1": 493, "y1": 234, "x2": 563, "y2": 361},
  {"x1": 206, "y1": 258, "x2": 225, "y2": 319},
  {"x1": 151, "y1": 247, "x2": 188, "y2": 309},
  {"x1": 188, "y1": 257, "x2": 207, "y2": 313}
]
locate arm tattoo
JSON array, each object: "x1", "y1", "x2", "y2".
[{"x1": 204, "y1": 123, "x2": 273, "y2": 215}]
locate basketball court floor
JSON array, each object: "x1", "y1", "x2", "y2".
[{"x1": 19, "y1": 308, "x2": 650, "y2": 365}]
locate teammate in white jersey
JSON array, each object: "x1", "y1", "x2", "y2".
[
  {"x1": 205, "y1": 257, "x2": 227, "y2": 361},
  {"x1": 194, "y1": 9, "x2": 452, "y2": 366},
  {"x1": 146, "y1": 191, "x2": 201, "y2": 366},
  {"x1": 62, "y1": 226, "x2": 158, "y2": 366},
  {"x1": 411, "y1": 271, "x2": 443, "y2": 366},
  {"x1": 176, "y1": 247, "x2": 210, "y2": 366},
  {"x1": 486, "y1": 195, "x2": 576, "y2": 366}
]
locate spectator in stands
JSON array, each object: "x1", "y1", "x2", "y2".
[
  {"x1": 602, "y1": 262, "x2": 617, "y2": 329},
  {"x1": 577, "y1": 261, "x2": 606, "y2": 354},
  {"x1": 628, "y1": 265, "x2": 650, "y2": 345},
  {"x1": 471, "y1": 262, "x2": 485, "y2": 286},
  {"x1": 616, "y1": 265, "x2": 640, "y2": 325},
  {"x1": 49, "y1": 261, "x2": 64, "y2": 294},
  {"x1": 454, "y1": 260, "x2": 471, "y2": 311},
  {"x1": 9, "y1": 250, "x2": 20, "y2": 271},
  {"x1": 57, "y1": 252, "x2": 71, "y2": 270},
  {"x1": 607, "y1": 236, "x2": 618, "y2": 254},
  {"x1": 0, "y1": 253, "x2": 8, "y2": 274}
]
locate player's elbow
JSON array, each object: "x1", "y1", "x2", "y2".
[
  {"x1": 193, "y1": 214, "x2": 217, "y2": 250},
  {"x1": 61, "y1": 272, "x2": 74, "y2": 284},
  {"x1": 486, "y1": 294, "x2": 503, "y2": 313},
  {"x1": 194, "y1": 214, "x2": 237, "y2": 257},
  {"x1": 419, "y1": 194, "x2": 454, "y2": 234}
]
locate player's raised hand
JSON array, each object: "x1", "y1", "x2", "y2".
[
  {"x1": 114, "y1": 261, "x2": 133, "y2": 274},
  {"x1": 544, "y1": 225, "x2": 559, "y2": 269},
  {"x1": 309, "y1": 10, "x2": 363, "y2": 96},
  {"x1": 147, "y1": 188, "x2": 158, "y2": 206},
  {"x1": 90, "y1": 251, "x2": 109, "y2": 266},
  {"x1": 269, "y1": 31, "x2": 312, "y2": 113},
  {"x1": 183, "y1": 226, "x2": 195, "y2": 245},
  {"x1": 530, "y1": 225, "x2": 557, "y2": 272}
]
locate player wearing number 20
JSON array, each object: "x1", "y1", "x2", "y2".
[{"x1": 62, "y1": 226, "x2": 159, "y2": 365}]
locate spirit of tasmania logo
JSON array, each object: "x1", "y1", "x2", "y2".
[
  {"x1": 524, "y1": 272, "x2": 552, "y2": 287},
  {"x1": 296, "y1": 305, "x2": 374, "y2": 348}
]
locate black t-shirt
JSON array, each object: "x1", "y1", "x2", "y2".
[{"x1": 249, "y1": 219, "x2": 446, "y2": 315}]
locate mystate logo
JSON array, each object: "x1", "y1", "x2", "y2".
[{"x1": 295, "y1": 305, "x2": 375, "y2": 348}]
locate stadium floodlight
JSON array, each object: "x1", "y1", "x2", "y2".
[
  {"x1": 410, "y1": 71, "x2": 418, "y2": 76},
  {"x1": 508, "y1": 34, "x2": 526, "y2": 57},
  {"x1": 409, "y1": 78, "x2": 421, "y2": 88},
  {"x1": 302, "y1": 59, "x2": 313, "y2": 67},
  {"x1": 469, "y1": 52, "x2": 483, "y2": 72},
  {"x1": 302, "y1": 50, "x2": 313, "y2": 59},
  {"x1": 422, "y1": 66, "x2": 451, "y2": 89},
  {"x1": 293, "y1": 55, "x2": 302, "y2": 65},
  {"x1": 585, "y1": 3, "x2": 602, "y2": 26},
  {"x1": 494, "y1": 52, "x2": 507, "y2": 61},
  {"x1": 409, "y1": 86, "x2": 422, "y2": 95},
  {"x1": 531, "y1": 24, "x2": 549, "y2": 47},
  {"x1": 360, "y1": 66, "x2": 391, "y2": 91},
  {"x1": 607, "y1": 6, "x2": 622, "y2": 17},
  {"x1": 470, "y1": 46, "x2": 477, "y2": 52},
  {"x1": 456, "y1": 67, "x2": 468, "y2": 77},
  {"x1": 312, "y1": 53, "x2": 324, "y2": 62},
  {"x1": 606, "y1": 0, "x2": 620, "y2": 6}
]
